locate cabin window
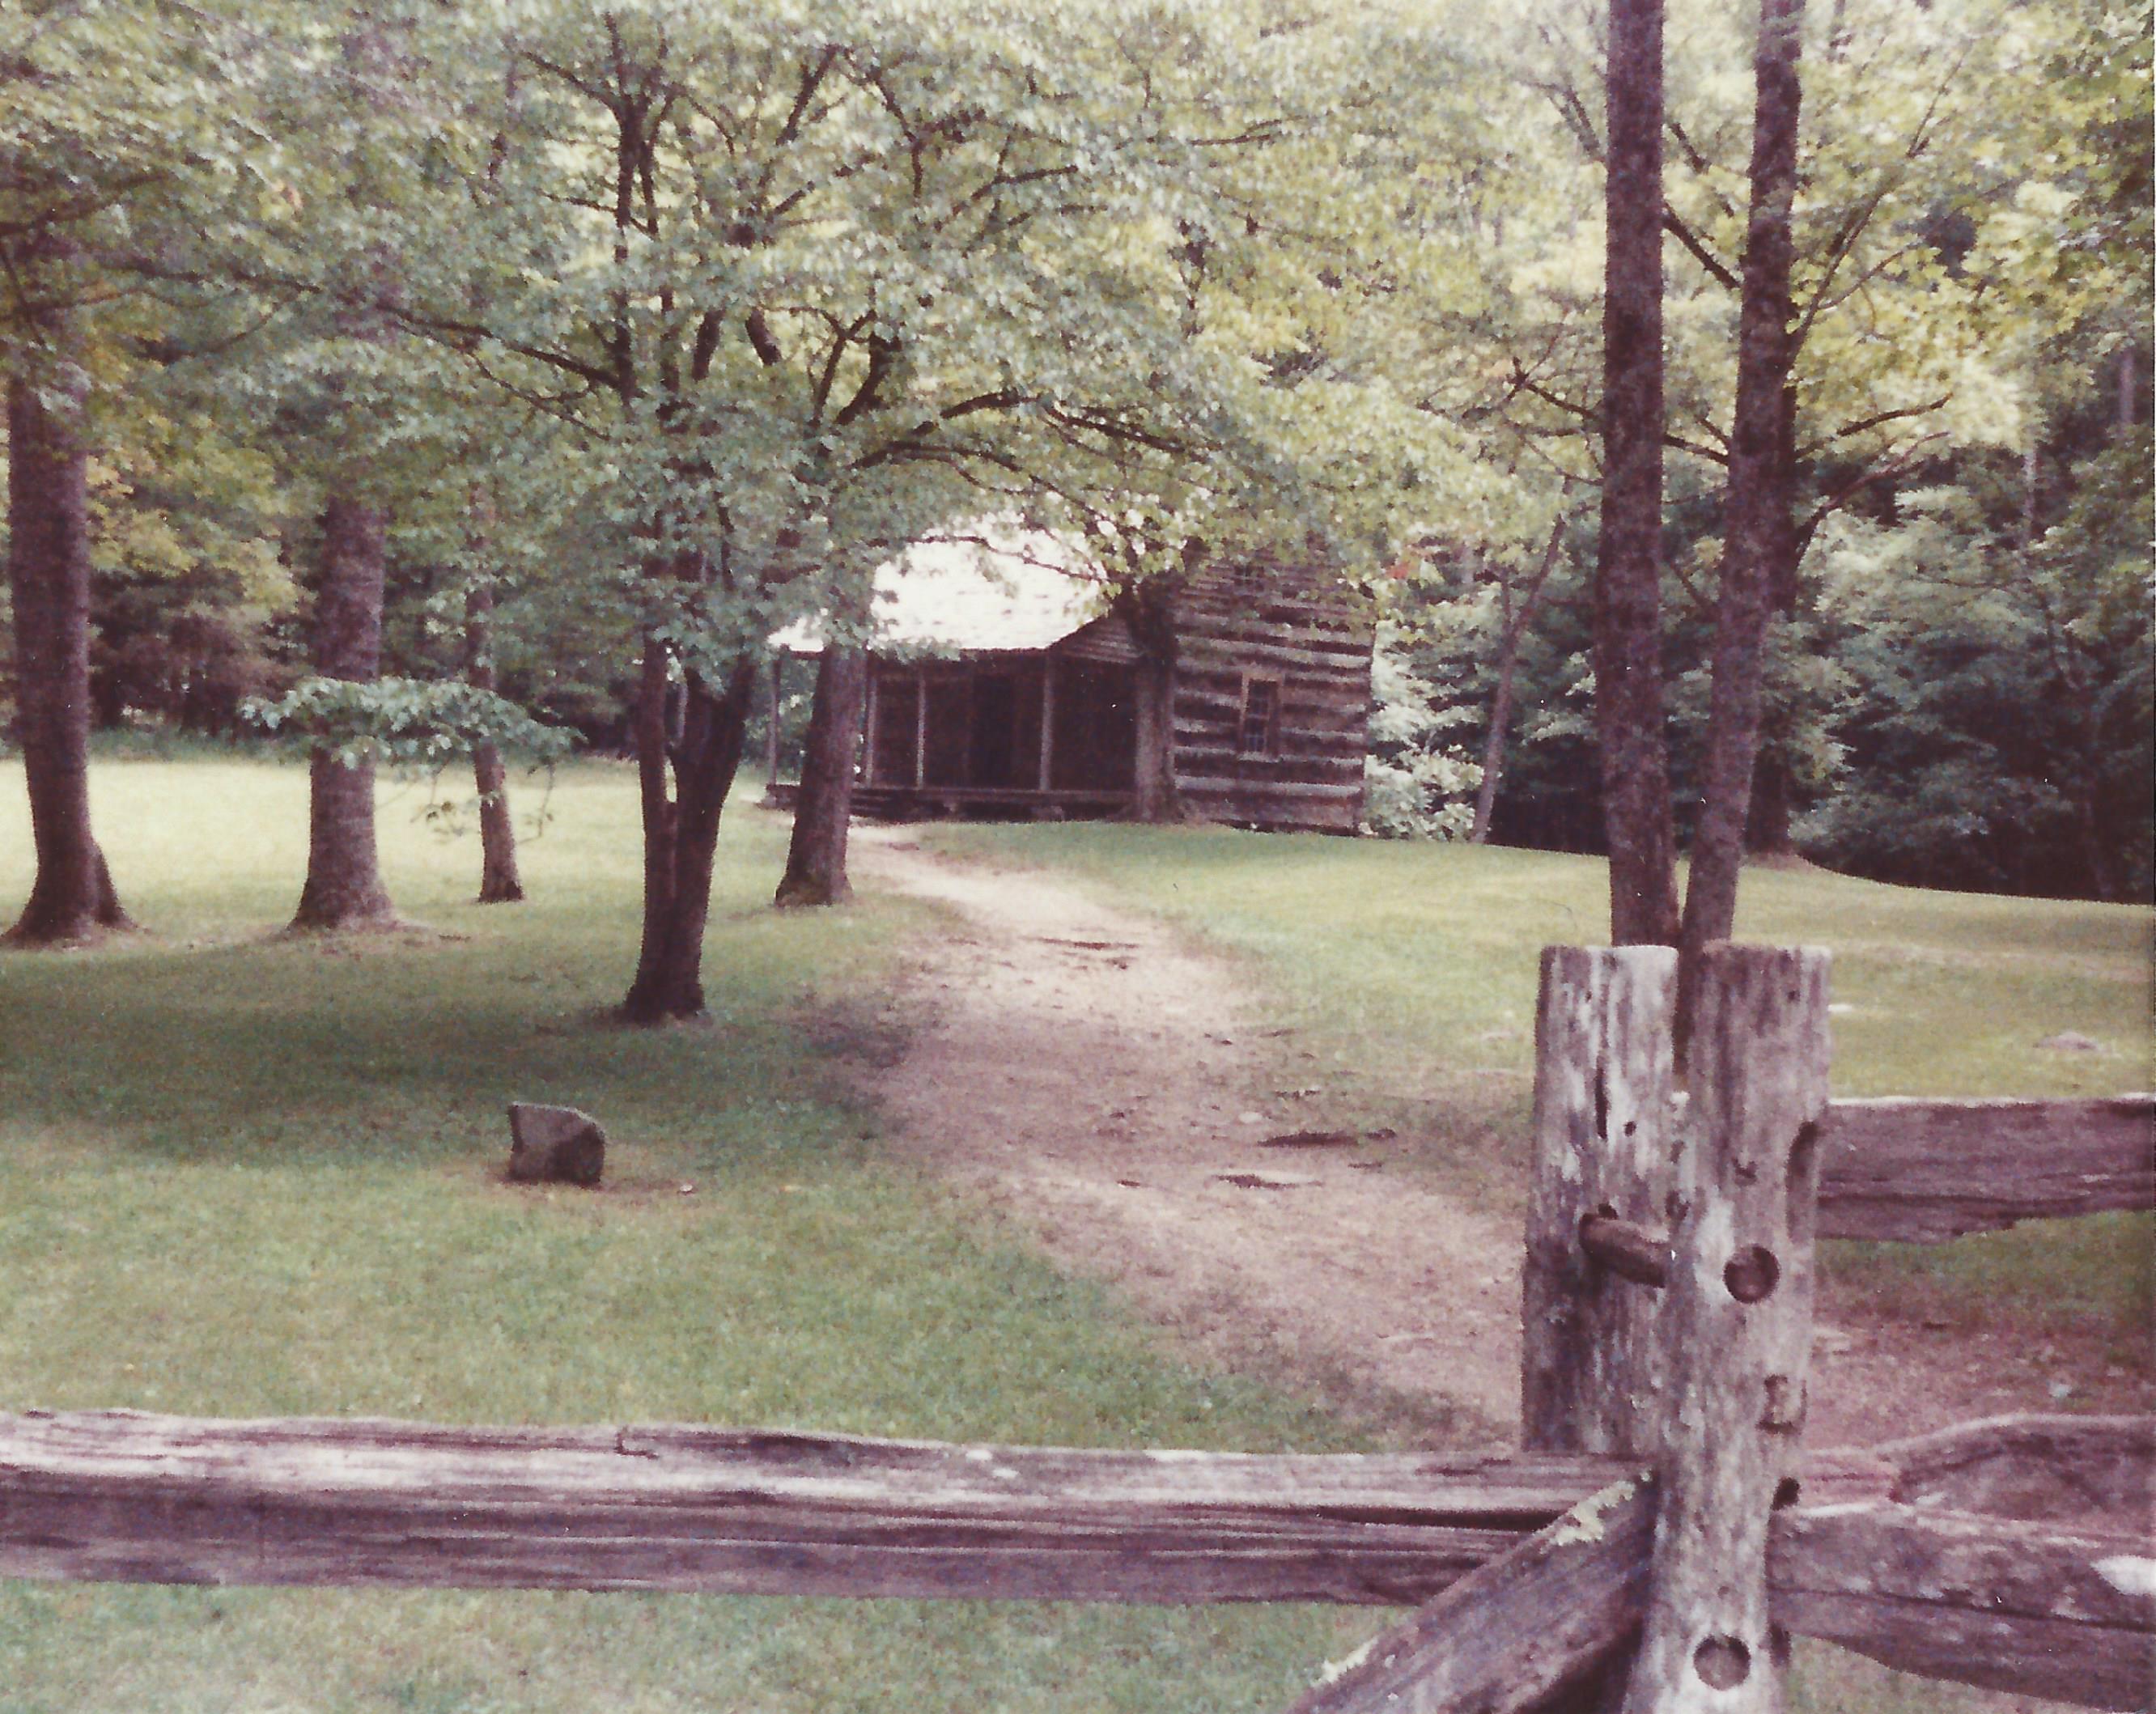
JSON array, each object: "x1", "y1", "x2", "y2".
[
  {"x1": 1237, "y1": 675, "x2": 1280, "y2": 757},
  {"x1": 1230, "y1": 562, "x2": 1267, "y2": 598}
]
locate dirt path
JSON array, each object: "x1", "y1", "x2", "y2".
[
  {"x1": 854, "y1": 829, "x2": 2147, "y2": 1450},
  {"x1": 858, "y1": 828, "x2": 1523, "y2": 1447}
]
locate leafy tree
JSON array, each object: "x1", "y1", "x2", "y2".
[
  {"x1": 1361, "y1": 623, "x2": 1484, "y2": 840},
  {"x1": 1387, "y1": 0, "x2": 2148, "y2": 932},
  {"x1": 0, "y1": 0, "x2": 219, "y2": 940},
  {"x1": 83, "y1": 401, "x2": 297, "y2": 736},
  {"x1": 1802, "y1": 439, "x2": 2151, "y2": 898},
  {"x1": 346, "y1": 1, "x2": 1343, "y2": 1016}
]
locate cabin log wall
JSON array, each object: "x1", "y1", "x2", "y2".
[{"x1": 1172, "y1": 568, "x2": 1374, "y2": 833}]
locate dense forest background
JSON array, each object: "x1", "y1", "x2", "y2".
[{"x1": 5, "y1": 0, "x2": 2149, "y2": 911}]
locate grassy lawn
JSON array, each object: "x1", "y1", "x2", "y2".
[
  {"x1": 0, "y1": 753, "x2": 1378, "y2": 1714},
  {"x1": 3, "y1": 762, "x2": 2147, "y2": 1713}
]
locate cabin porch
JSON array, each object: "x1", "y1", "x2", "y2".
[{"x1": 762, "y1": 650, "x2": 1139, "y2": 822}]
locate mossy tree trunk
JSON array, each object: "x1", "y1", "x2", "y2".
[
  {"x1": 463, "y1": 583, "x2": 524, "y2": 904},
  {"x1": 5, "y1": 344, "x2": 131, "y2": 946},
  {"x1": 291, "y1": 492, "x2": 397, "y2": 931},
  {"x1": 623, "y1": 634, "x2": 758, "y2": 1023},
  {"x1": 775, "y1": 645, "x2": 867, "y2": 909}
]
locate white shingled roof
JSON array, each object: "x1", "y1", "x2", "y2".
[{"x1": 774, "y1": 522, "x2": 1110, "y2": 655}]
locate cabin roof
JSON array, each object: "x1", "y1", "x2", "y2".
[{"x1": 775, "y1": 524, "x2": 1110, "y2": 656}]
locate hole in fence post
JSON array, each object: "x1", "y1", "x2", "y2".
[
  {"x1": 1724, "y1": 1245, "x2": 1780, "y2": 1303},
  {"x1": 1772, "y1": 1476, "x2": 1801, "y2": 1508},
  {"x1": 1787, "y1": 1119, "x2": 1820, "y2": 1188},
  {"x1": 1693, "y1": 1636, "x2": 1751, "y2": 1690}
]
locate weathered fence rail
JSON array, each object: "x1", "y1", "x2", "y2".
[
  {"x1": 1772, "y1": 1500, "x2": 2155, "y2": 1709},
  {"x1": 0, "y1": 1410, "x2": 1900, "y2": 1605},
  {"x1": 0, "y1": 1411, "x2": 1627, "y2": 1606},
  {"x1": 1819, "y1": 1092, "x2": 2154, "y2": 1241},
  {"x1": 0, "y1": 1407, "x2": 2141, "y2": 1704},
  {"x1": 3, "y1": 940, "x2": 2151, "y2": 1712}
]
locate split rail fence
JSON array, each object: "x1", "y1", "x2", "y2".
[{"x1": 2, "y1": 944, "x2": 2150, "y2": 1711}]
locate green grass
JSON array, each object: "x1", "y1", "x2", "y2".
[
  {"x1": 4, "y1": 766, "x2": 2149, "y2": 1713},
  {"x1": 0, "y1": 755, "x2": 1381, "y2": 1714}
]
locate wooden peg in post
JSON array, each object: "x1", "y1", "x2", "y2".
[
  {"x1": 1620, "y1": 944, "x2": 1831, "y2": 1714},
  {"x1": 1523, "y1": 944, "x2": 1682, "y2": 1457}
]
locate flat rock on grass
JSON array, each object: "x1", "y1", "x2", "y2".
[{"x1": 507, "y1": 1103, "x2": 607, "y2": 1186}]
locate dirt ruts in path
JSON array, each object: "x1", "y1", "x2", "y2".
[{"x1": 855, "y1": 827, "x2": 1523, "y2": 1447}]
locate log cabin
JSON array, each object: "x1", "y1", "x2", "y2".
[{"x1": 766, "y1": 526, "x2": 1376, "y2": 834}]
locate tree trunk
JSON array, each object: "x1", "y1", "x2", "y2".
[
  {"x1": 1745, "y1": 751, "x2": 1796, "y2": 858},
  {"x1": 775, "y1": 646, "x2": 867, "y2": 909},
  {"x1": 290, "y1": 492, "x2": 397, "y2": 931},
  {"x1": 4, "y1": 356, "x2": 131, "y2": 945},
  {"x1": 1745, "y1": 386, "x2": 1804, "y2": 861},
  {"x1": 463, "y1": 583, "x2": 523, "y2": 904},
  {"x1": 1116, "y1": 583, "x2": 1182, "y2": 823},
  {"x1": 1130, "y1": 653, "x2": 1180, "y2": 821},
  {"x1": 1472, "y1": 517, "x2": 1567, "y2": 845},
  {"x1": 1594, "y1": 0, "x2": 1681, "y2": 948},
  {"x1": 1677, "y1": 0, "x2": 1806, "y2": 1039},
  {"x1": 1471, "y1": 641, "x2": 1523, "y2": 846},
  {"x1": 622, "y1": 637, "x2": 758, "y2": 1024}
]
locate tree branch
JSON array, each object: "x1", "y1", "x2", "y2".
[
  {"x1": 1663, "y1": 203, "x2": 1740, "y2": 291},
  {"x1": 1796, "y1": 431, "x2": 1946, "y2": 546},
  {"x1": 1798, "y1": 395, "x2": 1950, "y2": 459}
]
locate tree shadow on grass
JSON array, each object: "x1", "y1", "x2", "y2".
[{"x1": 0, "y1": 935, "x2": 849, "y2": 1172}]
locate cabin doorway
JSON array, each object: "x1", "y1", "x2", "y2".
[{"x1": 969, "y1": 673, "x2": 1021, "y2": 787}]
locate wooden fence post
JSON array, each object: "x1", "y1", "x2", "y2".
[
  {"x1": 1519, "y1": 945, "x2": 1679, "y2": 1711},
  {"x1": 1523, "y1": 945, "x2": 1680, "y2": 1457},
  {"x1": 1620, "y1": 944, "x2": 1831, "y2": 1713}
]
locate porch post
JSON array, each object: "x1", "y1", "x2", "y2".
[
  {"x1": 764, "y1": 655, "x2": 783, "y2": 783},
  {"x1": 960, "y1": 662, "x2": 978, "y2": 787},
  {"x1": 914, "y1": 670, "x2": 927, "y2": 788},
  {"x1": 1038, "y1": 655, "x2": 1056, "y2": 792},
  {"x1": 862, "y1": 667, "x2": 879, "y2": 787}
]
